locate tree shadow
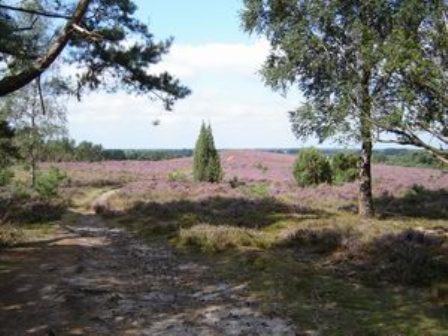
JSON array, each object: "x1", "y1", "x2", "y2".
[
  {"x1": 0, "y1": 194, "x2": 66, "y2": 224},
  {"x1": 100, "y1": 196, "x2": 331, "y2": 232},
  {"x1": 351, "y1": 228, "x2": 448, "y2": 287},
  {"x1": 375, "y1": 186, "x2": 448, "y2": 219}
]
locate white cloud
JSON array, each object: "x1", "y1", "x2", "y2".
[
  {"x1": 66, "y1": 39, "x2": 308, "y2": 149},
  {"x1": 152, "y1": 39, "x2": 270, "y2": 78}
]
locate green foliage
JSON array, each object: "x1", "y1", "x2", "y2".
[
  {"x1": 373, "y1": 149, "x2": 446, "y2": 169},
  {"x1": 0, "y1": 119, "x2": 17, "y2": 169},
  {"x1": 193, "y1": 123, "x2": 208, "y2": 181},
  {"x1": 167, "y1": 170, "x2": 189, "y2": 182},
  {"x1": 0, "y1": 169, "x2": 14, "y2": 187},
  {"x1": 193, "y1": 123, "x2": 223, "y2": 183},
  {"x1": 74, "y1": 141, "x2": 104, "y2": 162},
  {"x1": 35, "y1": 167, "x2": 67, "y2": 200},
  {"x1": 331, "y1": 153, "x2": 359, "y2": 184},
  {"x1": 0, "y1": 224, "x2": 24, "y2": 248},
  {"x1": 41, "y1": 137, "x2": 76, "y2": 162},
  {"x1": 0, "y1": 0, "x2": 191, "y2": 105},
  {"x1": 177, "y1": 224, "x2": 269, "y2": 254},
  {"x1": 242, "y1": 0, "x2": 447, "y2": 162},
  {"x1": 103, "y1": 149, "x2": 192, "y2": 161},
  {"x1": 293, "y1": 148, "x2": 332, "y2": 187},
  {"x1": 243, "y1": 183, "x2": 270, "y2": 198}
]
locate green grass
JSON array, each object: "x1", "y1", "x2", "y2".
[
  {"x1": 240, "y1": 183, "x2": 271, "y2": 198},
  {"x1": 176, "y1": 224, "x2": 271, "y2": 253},
  {"x1": 211, "y1": 249, "x2": 447, "y2": 335},
  {"x1": 96, "y1": 188, "x2": 447, "y2": 335}
]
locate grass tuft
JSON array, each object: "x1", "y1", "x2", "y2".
[
  {"x1": 177, "y1": 224, "x2": 270, "y2": 253},
  {"x1": 0, "y1": 224, "x2": 25, "y2": 247}
]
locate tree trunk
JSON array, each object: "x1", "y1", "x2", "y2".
[
  {"x1": 358, "y1": 131, "x2": 374, "y2": 217},
  {"x1": 31, "y1": 155, "x2": 36, "y2": 188},
  {"x1": 358, "y1": 74, "x2": 375, "y2": 217},
  {"x1": 31, "y1": 112, "x2": 36, "y2": 189}
]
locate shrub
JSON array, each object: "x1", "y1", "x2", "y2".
[
  {"x1": 35, "y1": 167, "x2": 67, "y2": 200},
  {"x1": 229, "y1": 176, "x2": 245, "y2": 188},
  {"x1": 193, "y1": 122, "x2": 223, "y2": 183},
  {"x1": 167, "y1": 170, "x2": 189, "y2": 182},
  {"x1": 0, "y1": 224, "x2": 24, "y2": 247},
  {"x1": 177, "y1": 224, "x2": 269, "y2": 253},
  {"x1": 283, "y1": 227, "x2": 344, "y2": 253},
  {"x1": 293, "y1": 148, "x2": 332, "y2": 187},
  {"x1": 0, "y1": 169, "x2": 14, "y2": 187},
  {"x1": 243, "y1": 183, "x2": 270, "y2": 198},
  {"x1": 331, "y1": 152, "x2": 359, "y2": 184},
  {"x1": 362, "y1": 229, "x2": 448, "y2": 286}
]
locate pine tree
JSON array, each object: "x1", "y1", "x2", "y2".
[{"x1": 193, "y1": 122, "x2": 222, "y2": 183}]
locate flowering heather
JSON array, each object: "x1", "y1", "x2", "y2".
[{"x1": 48, "y1": 150, "x2": 447, "y2": 204}]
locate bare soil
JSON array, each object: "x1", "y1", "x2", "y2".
[{"x1": 0, "y1": 202, "x2": 296, "y2": 335}]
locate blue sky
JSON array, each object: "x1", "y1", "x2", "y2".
[
  {"x1": 67, "y1": 0, "x2": 310, "y2": 149},
  {"x1": 137, "y1": 0, "x2": 247, "y2": 44}
]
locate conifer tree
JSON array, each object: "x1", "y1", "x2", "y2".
[
  {"x1": 193, "y1": 122, "x2": 208, "y2": 182},
  {"x1": 193, "y1": 122, "x2": 222, "y2": 183},
  {"x1": 205, "y1": 124, "x2": 223, "y2": 183}
]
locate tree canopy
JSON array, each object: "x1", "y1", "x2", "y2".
[
  {"x1": 242, "y1": 0, "x2": 448, "y2": 216},
  {"x1": 0, "y1": 0, "x2": 191, "y2": 108}
]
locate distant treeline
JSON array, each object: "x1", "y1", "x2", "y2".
[
  {"x1": 103, "y1": 149, "x2": 193, "y2": 161},
  {"x1": 39, "y1": 138, "x2": 444, "y2": 169},
  {"x1": 39, "y1": 138, "x2": 193, "y2": 162},
  {"x1": 266, "y1": 148, "x2": 445, "y2": 169}
]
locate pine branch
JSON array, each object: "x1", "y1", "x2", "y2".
[
  {"x1": 0, "y1": 0, "x2": 92, "y2": 96},
  {"x1": 0, "y1": 4, "x2": 72, "y2": 20}
]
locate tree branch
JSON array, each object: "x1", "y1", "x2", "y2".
[
  {"x1": 0, "y1": 0, "x2": 92, "y2": 96},
  {"x1": 71, "y1": 23, "x2": 102, "y2": 42},
  {"x1": 37, "y1": 76, "x2": 46, "y2": 115},
  {"x1": 13, "y1": 16, "x2": 39, "y2": 32},
  {"x1": 0, "y1": 4, "x2": 72, "y2": 20},
  {"x1": 365, "y1": 113, "x2": 448, "y2": 164}
]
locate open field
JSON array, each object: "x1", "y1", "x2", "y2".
[{"x1": 1, "y1": 150, "x2": 447, "y2": 335}]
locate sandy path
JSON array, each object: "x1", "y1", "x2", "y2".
[{"x1": 0, "y1": 204, "x2": 296, "y2": 335}]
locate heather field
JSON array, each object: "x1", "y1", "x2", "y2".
[
  {"x1": 54, "y1": 150, "x2": 448, "y2": 212},
  {"x1": 1, "y1": 151, "x2": 448, "y2": 335}
]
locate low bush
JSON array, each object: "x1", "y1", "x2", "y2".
[
  {"x1": 0, "y1": 224, "x2": 24, "y2": 247},
  {"x1": 293, "y1": 148, "x2": 332, "y2": 187},
  {"x1": 283, "y1": 227, "x2": 345, "y2": 253},
  {"x1": 331, "y1": 152, "x2": 359, "y2": 183},
  {"x1": 177, "y1": 224, "x2": 269, "y2": 253},
  {"x1": 167, "y1": 170, "x2": 189, "y2": 182},
  {"x1": 242, "y1": 183, "x2": 270, "y2": 198},
  {"x1": 360, "y1": 229, "x2": 448, "y2": 286},
  {"x1": 35, "y1": 167, "x2": 67, "y2": 200},
  {"x1": 228, "y1": 176, "x2": 245, "y2": 189}
]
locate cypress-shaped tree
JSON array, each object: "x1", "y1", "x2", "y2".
[
  {"x1": 193, "y1": 122, "x2": 208, "y2": 182},
  {"x1": 205, "y1": 124, "x2": 223, "y2": 183},
  {"x1": 193, "y1": 122, "x2": 223, "y2": 183}
]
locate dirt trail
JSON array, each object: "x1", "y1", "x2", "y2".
[{"x1": 0, "y1": 197, "x2": 296, "y2": 335}]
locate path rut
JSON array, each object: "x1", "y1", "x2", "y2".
[{"x1": 0, "y1": 205, "x2": 297, "y2": 335}]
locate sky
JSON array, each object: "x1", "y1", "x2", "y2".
[{"x1": 67, "y1": 0, "x2": 311, "y2": 149}]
